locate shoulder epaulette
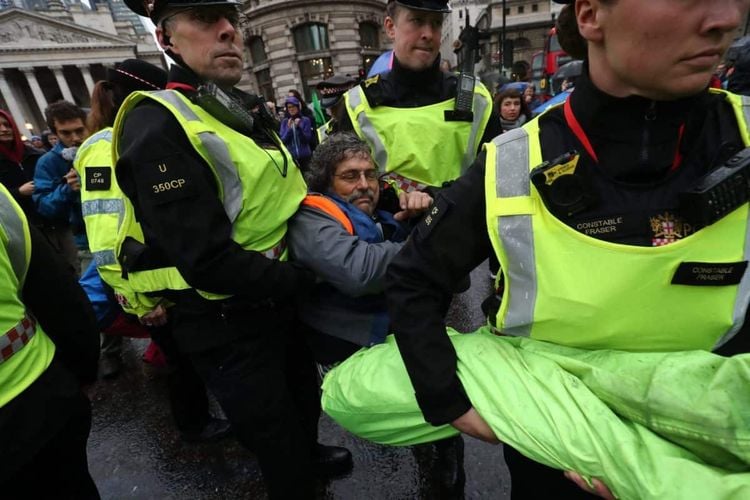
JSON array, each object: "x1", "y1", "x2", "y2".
[{"x1": 361, "y1": 75, "x2": 386, "y2": 108}]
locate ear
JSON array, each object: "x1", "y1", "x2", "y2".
[
  {"x1": 384, "y1": 15, "x2": 396, "y2": 41},
  {"x1": 576, "y1": 0, "x2": 604, "y2": 44},
  {"x1": 155, "y1": 26, "x2": 174, "y2": 51}
]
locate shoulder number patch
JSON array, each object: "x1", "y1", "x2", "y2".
[{"x1": 85, "y1": 166, "x2": 112, "y2": 191}]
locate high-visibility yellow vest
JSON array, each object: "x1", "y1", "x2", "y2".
[
  {"x1": 344, "y1": 81, "x2": 493, "y2": 191},
  {"x1": 485, "y1": 89, "x2": 750, "y2": 351},
  {"x1": 76, "y1": 127, "x2": 159, "y2": 316},
  {"x1": 112, "y1": 90, "x2": 307, "y2": 299},
  {"x1": 317, "y1": 120, "x2": 333, "y2": 144},
  {"x1": 0, "y1": 184, "x2": 55, "y2": 408}
]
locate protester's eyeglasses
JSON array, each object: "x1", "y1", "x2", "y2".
[{"x1": 333, "y1": 169, "x2": 379, "y2": 183}]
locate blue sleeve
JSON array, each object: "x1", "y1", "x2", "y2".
[
  {"x1": 279, "y1": 119, "x2": 292, "y2": 141},
  {"x1": 32, "y1": 154, "x2": 74, "y2": 220},
  {"x1": 299, "y1": 117, "x2": 313, "y2": 143}
]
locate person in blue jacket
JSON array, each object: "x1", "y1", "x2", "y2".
[
  {"x1": 280, "y1": 95, "x2": 313, "y2": 171},
  {"x1": 32, "y1": 100, "x2": 88, "y2": 274}
]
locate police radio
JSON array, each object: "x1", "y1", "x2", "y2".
[
  {"x1": 455, "y1": 74, "x2": 476, "y2": 112},
  {"x1": 193, "y1": 82, "x2": 255, "y2": 135},
  {"x1": 445, "y1": 11, "x2": 487, "y2": 122},
  {"x1": 679, "y1": 147, "x2": 750, "y2": 227}
]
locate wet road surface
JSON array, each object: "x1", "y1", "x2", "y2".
[{"x1": 87, "y1": 264, "x2": 512, "y2": 499}]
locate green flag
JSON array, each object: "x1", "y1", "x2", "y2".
[{"x1": 310, "y1": 92, "x2": 326, "y2": 128}]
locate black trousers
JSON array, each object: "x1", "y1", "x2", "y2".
[
  {"x1": 185, "y1": 308, "x2": 320, "y2": 500},
  {"x1": 0, "y1": 364, "x2": 99, "y2": 500},
  {"x1": 149, "y1": 321, "x2": 210, "y2": 434}
]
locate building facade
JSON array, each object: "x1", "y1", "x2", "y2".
[
  {"x1": 240, "y1": 0, "x2": 389, "y2": 104},
  {"x1": 440, "y1": 0, "x2": 562, "y2": 89},
  {"x1": 0, "y1": 1, "x2": 162, "y2": 136}
]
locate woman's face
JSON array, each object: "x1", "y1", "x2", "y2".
[
  {"x1": 583, "y1": 0, "x2": 749, "y2": 99},
  {"x1": 500, "y1": 97, "x2": 522, "y2": 121},
  {"x1": 0, "y1": 116, "x2": 14, "y2": 145},
  {"x1": 287, "y1": 103, "x2": 300, "y2": 116}
]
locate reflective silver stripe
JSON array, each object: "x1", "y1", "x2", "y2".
[
  {"x1": 0, "y1": 315, "x2": 35, "y2": 364},
  {"x1": 87, "y1": 128, "x2": 112, "y2": 144},
  {"x1": 462, "y1": 89, "x2": 490, "y2": 172},
  {"x1": 347, "y1": 88, "x2": 389, "y2": 170},
  {"x1": 493, "y1": 128, "x2": 537, "y2": 337},
  {"x1": 151, "y1": 91, "x2": 243, "y2": 223},
  {"x1": 93, "y1": 249, "x2": 117, "y2": 267},
  {"x1": 715, "y1": 96, "x2": 750, "y2": 349},
  {"x1": 81, "y1": 198, "x2": 124, "y2": 217},
  {"x1": 0, "y1": 191, "x2": 27, "y2": 285}
]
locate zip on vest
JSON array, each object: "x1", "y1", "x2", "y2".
[{"x1": 0, "y1": 314, "x2": 35, "y2": 364}]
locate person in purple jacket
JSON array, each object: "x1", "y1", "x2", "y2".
[{"x1": 280, "y1": 95, "x2": 313, "y2": 171}]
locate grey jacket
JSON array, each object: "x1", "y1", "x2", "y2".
[{"x1": 287, "y1": 204, "x2": 404, "y2": 347}]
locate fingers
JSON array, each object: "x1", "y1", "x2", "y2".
[
  {"x1": 400, "y1": 192, "x2": 434, "y2": 212},
  {"x1": 564, "y1": 472, "x2": 615, "y2": 499}
]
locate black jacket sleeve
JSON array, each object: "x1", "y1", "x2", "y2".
[
  {"x1": 23, "y1": 225, "x2": 99, "y2": 385},
  {"x1": 385, "y1": 154, "x2": 493, "y2": 425},
  {"x1": 116, "y1": 101, "x2": 313, "y2": 302}
]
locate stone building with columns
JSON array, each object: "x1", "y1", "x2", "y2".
[
  {"x1": 0, "y1": 1, "x2": 163, "y2": 138},
  {"x1": 240, "y1": 0, "x2": 389, "y2": 104}
]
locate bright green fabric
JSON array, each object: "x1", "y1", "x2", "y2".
[
  {"x1": 322, "y1": 328, "x2": 750, "y2": 499},
  {"x1": 0, "y1": 185, "x2": 55, "y2": 407},
  {"x1": 112, "y1": 90, "x2": 306, "y2": 300},
  {"x1": 344, "y1": 82, "x2": 493, "y2": 187},
  {"x1": 484, "y1": 104, "x2": 750, "y2": 352},
  {"x1": 76, "y1": 128, "x2": 159, "y2": 317}
]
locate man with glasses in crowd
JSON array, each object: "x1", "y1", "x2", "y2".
[
  {"x1": 114, "y1": 0, "x2": 352, "y2": 497},
  {"x1": 288, "y1": 133, "x2": 431, "y2": 370}
]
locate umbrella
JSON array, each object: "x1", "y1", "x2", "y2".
[
  {"x1": 532, "y1": 89, "x2": 573, "y2": 117},
  {"x1": 553, "y1": 60, "x2": 584, "y2": 80},
  {"x1": 497, "y1": 81, "x2": 529, "y2": 93},
  {"x1": 367, "y1": 50, "x2": 394, "y2": 78}
]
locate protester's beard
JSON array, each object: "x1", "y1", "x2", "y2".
[{"x1": 347, "y1": 188, "x2": 376, "y2": 215}]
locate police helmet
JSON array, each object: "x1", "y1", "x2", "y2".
[
  {"x1": 388, "y1": 0, "x2": 451, "y2": 14},
  {"x1": 316, "y1": 75, "x2": 358, "y2": 109},
  {"x1": 124, "y1": 0, "x2": 241, "y2": 22}
]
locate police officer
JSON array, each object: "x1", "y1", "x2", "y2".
[
  {"x1": 386, "y1": 0, "x2": 750, "y2": 498},
  {"x1": 315, "y1": 74, "x2": 358, "y2": 143},
  {"x1": 115, "y1": 0, "x2": 351, "y2": 497},
  {"x1": 339, "y1": 0, "x2": 501, "y2": 194},
  {"x1": 76, "y1": 59, "x2": 231, "y2": 441},
  {"x1": 0, "y1": 184, "x2": 100, "y2": 499}
]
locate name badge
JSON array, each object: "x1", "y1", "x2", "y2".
[
  {"x1": 85, "y1": 166, "x2": 111, "y2": 191},
  {"x1": 671, "y1": 261, "x2": 748, "y2": 286}
]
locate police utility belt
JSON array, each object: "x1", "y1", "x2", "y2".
[{"x1": 530, "y1": 147, "x2": 750, "y2": 228}]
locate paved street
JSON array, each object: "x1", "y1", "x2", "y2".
[{"x1": 87, "y1": 264, "x2": 512, "y2": 499}]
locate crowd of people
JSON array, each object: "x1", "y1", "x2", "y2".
[{"x1": 1, "y1": 0, "x2": 750, "y2": 498}]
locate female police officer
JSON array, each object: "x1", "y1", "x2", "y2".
[{"x1": 385, "y1": 0, "x2": 750, "y2": 497}]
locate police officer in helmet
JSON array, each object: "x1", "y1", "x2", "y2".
[
  {"x1": 339, "y1": 0, "x2": 501, "y2": 195},
  {"x1": 116, "y1": 0, "x2": 352, "y2": 496},
  {"x1": 387, "y1": 0, "x2": 750, "y2": 497}
]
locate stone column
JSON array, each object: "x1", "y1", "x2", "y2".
[
  {"x1": 78, "y1": 64, "x2": 95, "y2": 95},
  {"x1": 50, "y1": 65, "x2": 75, "y2": 103},
  {"x1": 0, "y1": 69, "x2": 28, "y2": 134},
  {"x1": 20, "y1": 67, "x2": 48, "y2": 119}
]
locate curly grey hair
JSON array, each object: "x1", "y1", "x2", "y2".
[{"x1": 305, "y1": 133, "x2": 376, "y2": 193}]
